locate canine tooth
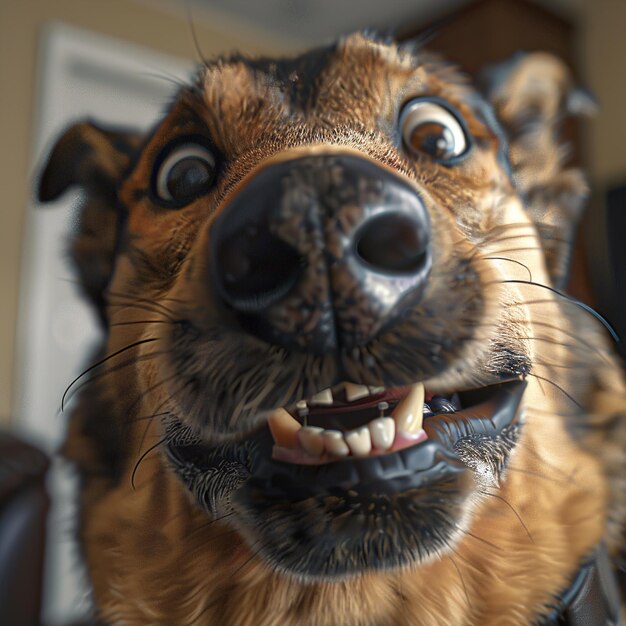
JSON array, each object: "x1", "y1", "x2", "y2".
[
  {"x1": 368, "y1": 417, "x2": 395, "y2": 450},
  {"x1": 298, "y1": 426, "x2": 325, "y2": 457},
  {"x1": 344, "y1": 383, "x2": 370, "y2": 402},
  {"x1": 322, "y1": 430, "x2": 349, "y2": 457},
  {"x1": 391, "y1": 382, "x2": 425, "y2": 434},
  {"x1": 267, "y1": 408, "x2": 301, "y2": 448},
  {"x1": 345, "y1": 426, "x2": 372, "y2": 457},
  {"x1": 311, "y1": 388, "x2": 333, "y2": 405}
]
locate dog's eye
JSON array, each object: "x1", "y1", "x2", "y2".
[
  {"x1": 400, "y1": 99, "x2": 469, "y2": 162},
  {"x1": 154, "y1": 143, "x2": 216, "y2": 205}
]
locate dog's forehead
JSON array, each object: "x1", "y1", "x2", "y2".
[
  {"x1": 190, "y1": 34, "x2": 438, "y2": 133},
  {"x1": 202, "y1": 34, "x2": 418, "y2": 104},
  {"x1": 156, "y1": 32, "x2": 495, "y2": 163}
]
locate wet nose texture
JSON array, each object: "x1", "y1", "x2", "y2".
[{"x1": 210, "y1": 154, "x2": 431, "y2": 354}]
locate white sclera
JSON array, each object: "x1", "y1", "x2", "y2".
[
  {"x1": 156, "y1": 143, "x2": 216, "y2": 201},
  {"x1": 400, "y1": 100, "x2": 467, "y2": 159}
]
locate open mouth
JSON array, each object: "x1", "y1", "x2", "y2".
[
  {"x1": 267, "y1": 380, "x2": 525, "y2": 464},
  {"x1": 166, "y1": 377, "x2": 526, "y2": 577},
  {"x1": 167, "y1": 378, "x2": 526, "y2": 499}
]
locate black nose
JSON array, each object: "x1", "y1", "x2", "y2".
[{"x1": 210, "y1": 153, "x2": 431, "y2": 353}]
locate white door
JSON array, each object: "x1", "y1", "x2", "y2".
[{"x1": 16, "y1": 23, "x2": 192, "y2": 624}]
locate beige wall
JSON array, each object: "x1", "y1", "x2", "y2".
[
  {"x1": 0, "y1": 0, "x2": 290, "y2": 425},
  {"x1": 580, "y1": 0, "x2": 626, "y2": 185}
]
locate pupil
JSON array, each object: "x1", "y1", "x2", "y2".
[
  {"x1": 411, "y1": 123, "x2": 455, "y2": 159},
  {"x1": 167, "y1": 157, "x2": 212, "y2": 200}
]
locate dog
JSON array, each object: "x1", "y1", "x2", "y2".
[{"x1": 37, "y1": 33, "x2": 626, "y2": 625}]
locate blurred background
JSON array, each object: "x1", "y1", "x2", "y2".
[{"x1": 0, "y1": 0, "x2": 624, "y2": 624}]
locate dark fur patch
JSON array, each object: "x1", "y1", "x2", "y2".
[{"x1": 237, "y1": 43, "x2": 338, "y2": 111}]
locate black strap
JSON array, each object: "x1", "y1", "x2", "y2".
[{"x1": 539, "y1": 543, "x2": 622, "y2": 625}]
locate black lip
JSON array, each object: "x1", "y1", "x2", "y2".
[
  {"x1": 249, "y1": 430, "x2": 466, "y2": 498},
  {"x1": 425, "y1": 379, "x2": 527, "y2": 448}
]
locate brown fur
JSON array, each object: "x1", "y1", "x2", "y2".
[{"x1": 38, "y1": 34, "x2": 626, "y2": 625}]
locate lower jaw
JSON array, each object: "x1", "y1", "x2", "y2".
[
  {"x1": 234, "y1": 469, "x2": 475, "y2": 581},
  {"x1": 166, "y1": 379, "x2": 526, "y2": 578}
]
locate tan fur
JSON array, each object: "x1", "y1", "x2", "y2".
[{"x1": 39, "y1": 34, "x2": 626, "y2": 625}]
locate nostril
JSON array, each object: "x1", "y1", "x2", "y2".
[
  {"x1": 214, "y1": 225, "x2": 303, "y2": 313},
  {"x1": 355, "y1": 212, "x2": 430, "y2": 273}
]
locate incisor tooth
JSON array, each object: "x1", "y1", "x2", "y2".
[
  {"x1": 368, "y1": 417, "x2": 395, "y2": 450},
  {"x1": 322, "y1": 430, "x2": 349, "y2": 457},
  {"x1": 345, "y1": 426, "x2": 372, "y2": 457},
  {"x1": 267, "y1": 408, "x2": 301, "y2": 448},
  {"x1": 344, "y1": 383, "x2": 370, "y2": 402},
  {"x1": 311, "y1": 388, "x2": 333, "y2": 405},
  {"x1": 391, "y1": 382, "x2": 425, "y2": 434},
  {"x1": 298, "y1": 426, "x2": 325, "y2": 457}
]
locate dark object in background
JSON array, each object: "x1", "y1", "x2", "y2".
[
  {"x1": 0, "y1": 433, "x2": 49, "y2": 626},
  {"x1": 607, "y1": 185, "x2": 626, "y2": 359}
]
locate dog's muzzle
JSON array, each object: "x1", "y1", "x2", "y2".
[{"x1": 210, "y1": 152, "x2": 432, "y2": 353}]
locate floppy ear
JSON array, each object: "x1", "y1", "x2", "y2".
[
  {"x1": 480, "y1": 52, "x2": 596, "y2": 289},
  {"x1": 37, "y1": 121, "x2": 144, "y2": 323}
]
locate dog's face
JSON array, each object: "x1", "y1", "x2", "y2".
[{"x1": 38, "y1": 34, "x2": 626, "y2": 625}]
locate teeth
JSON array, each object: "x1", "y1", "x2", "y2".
[
  {"x1": 310, "y1": 388, "x2": 333, "y2": 405},
  {"x1": 322, "y1": 430, "x2": 350, "y2": 457},
  {"x1": 298, "y1": 426, "x2": 325, "y2": 457},
  {"x1": 267, "y1": 408, "x2": 301, "y2": 448},
  {"x1": 271, "y1": 381, "x2": 433, "y2": 462},
  {"x1": 391, "y1": 382, "x2": 425, "y2": 435},
  {"x1": 344, "y1": 426, "x2": 372, "y2": 457},
  {"x1": 368, "y1": 386, "x2": 385, "y2": 395},
  {"x1": 344, "y1": 383, "x2": 370, "y2": 402},
  {"x1": 368, "y1": 417, "x2": 395, "y2": 451}
]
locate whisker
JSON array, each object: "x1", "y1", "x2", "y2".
[
  {"x1": 481, "y1": 256, "x2": 533, "y2": 281},
  {"x1": 527, "y1": 372, "x2": 583, "y2": 408},
  {"x1": 503, "y1": 280, "x2": 620, "y2": 343},
  {"x1": 477, "y1": 489, "x2": 534, "y2": 543},
  {"x1": 108, "y1": 300, "x2": 177, "y2": 321},
  {"x1": 185, "y1": 0, "x2": 210, "y2": 67},
  {"x1": 110, "y1": 319, "x2": 175, "y2": 328},
  {"x1": 105, "y1": 287, "x2": 188, "y2": 307},
  {"x1": 447, "y1": 552, "x2": 471, "y2": 607},
  {"x1": 129, "y1": 410, "x2": 171, "y2": 424},
  {"x1": 124, "y1": 372, "x2": 182, "y2": 429},
  {"x1": 131, "y1": 434, "x2": 169, "y2": 489},
  {"x1": 456, "y1": 526, "x2": 503, "y2": 552},
  {"x1": 61, "y1": 337, "x2": 159, "y2": 410},
  {"x1": 62, "y1": 349, "x2": 167, "y2": 409},
  {"x1": 228, "y1": 540, "x2": 263, "y2": 582},
  {"x1": 499, "y1": 318, "x2": 613, "y2": 364}
]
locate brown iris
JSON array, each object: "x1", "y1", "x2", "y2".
[{"x1": 409, "y1": 122, "x2": 457, "y2": 160}]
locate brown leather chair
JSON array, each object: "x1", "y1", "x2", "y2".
[{"x1": 0, "y1": 432, "x2": 50, "y2": 626}]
